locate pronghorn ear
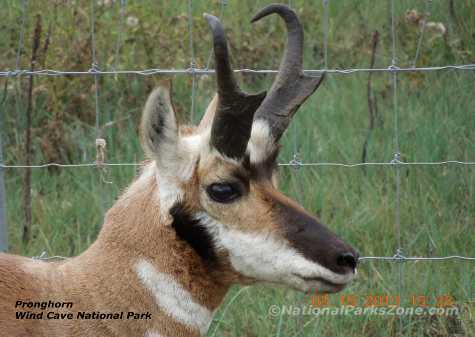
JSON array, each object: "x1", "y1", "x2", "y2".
[{"x1": 141, "y1": 82, "x2": 179, "y2": 167}]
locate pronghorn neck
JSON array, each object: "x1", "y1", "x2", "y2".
[{"x1": 84, "y1": 162, "x2": 231, "y2": 336}]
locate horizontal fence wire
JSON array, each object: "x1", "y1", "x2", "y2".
[
  {"x1": 359, "y1": 255, "x2": 475, "y2": 261},
  {"x1": 1, "y1": 160, "x2": 475, "y2": 169},
  {"x1": 0, "y1": 64, "x2": 474, "y2": 77},
  {"x1": 30, "y1": 253, "x2": 475, "y2": 262}
]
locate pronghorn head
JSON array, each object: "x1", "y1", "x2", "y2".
[{"x1": 140, "y1": 5, "x2": 358, "y2": 293}]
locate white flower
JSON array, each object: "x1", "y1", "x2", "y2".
[
  {"x1": 425, "y1": 22, "x2": 447, "y2": 36},
  {"x1": 126, "y1": 16, "x2": 139, "y2": 28},
  {"x1": 97, "y1": 0, "x2": 115, "y2": 7}
]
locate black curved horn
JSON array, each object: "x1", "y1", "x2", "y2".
[
  {"x1": 204, "y1": 14, "x2": 266, "y2": 159},
  {"x1": 251, "y1": 4, "x2": 324, "y2": 142}
]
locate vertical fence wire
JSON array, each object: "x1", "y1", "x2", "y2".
[
  {"x1": 390, "y1": 0, "x2": 401, "y2": 251},
  {"x1": 288, "y1": 0, "x2": 300, "y2": 193},
  {"x1": 90, "y1": 0, "x2": 107, "y2": 216},
  {"x1": 90, "y1": 0, "x2": 101, "y2": 137},
  {"x1": 9, "y1": 0, "x2": 30, "y2": 249},
  {"x1": 0, "y1": 0, "x2": 27, "y2": 251},
  {"x1": 280, "y1": 0, "x2": 295, "y2": 313},
  {"x1": 390, "y1": 0, "x2": 404, "y2": 334},
  {"x1": 287, "y1": 0, "x2": 300, "y2": 165},
  {"x1": 289, "y1": 0, "x2": 299, "y2": 162},
  {"x1": 188, "y1": 0, "x2": 197, "y2": 123}
]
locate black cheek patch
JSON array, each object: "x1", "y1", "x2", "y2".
[{"x1": 170, "y1": 202, "x2": 217, "y2": 263}]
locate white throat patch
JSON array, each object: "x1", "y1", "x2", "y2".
[{"x1": 135, "y1": 259, "x2": 213, "y2": 336}]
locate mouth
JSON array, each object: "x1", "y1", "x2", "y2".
[{"x1": 292, "y1": 273, "x2": 350, "y2": 292}]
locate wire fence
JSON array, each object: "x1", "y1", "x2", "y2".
[
  {"x1": 1, "y1": 64, "x2": 474, "y2": 77},
  {"x1": 0, "y1": 0, "x2": 474, "y2": 334},
  {"x1": 1, "y1": 159, "x2": 475, "y2": 169},
  {"x1": 1, "y1": 1, "x2": 474, "y2": 258}
]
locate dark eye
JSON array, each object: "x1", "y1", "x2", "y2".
[{"x1": 206, "y1": 183, "x2": 241, "y2": 203}]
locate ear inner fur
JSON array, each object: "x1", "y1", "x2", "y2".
[{"x1": 140, "y1": 86, "x2": 178, "y2": 162}]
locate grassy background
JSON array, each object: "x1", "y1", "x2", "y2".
[{"x1": 1, "y1": 0, "x2": 474, "y2": 336}]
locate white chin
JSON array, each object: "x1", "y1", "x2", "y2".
[
  {"x1": 285, "y1": 273, "x2": 354, "y2": 294},
  {"x1": 293, "y1": 280, "x2": 348, "y2": 294}
]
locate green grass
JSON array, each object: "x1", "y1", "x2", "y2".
[{"x1": 1, "y1": 0, "x2": 474, "y2": 336}]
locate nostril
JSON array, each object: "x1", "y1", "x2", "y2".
[{"x1": 337, "y1": 252, "x2": 358, "y2": 271}]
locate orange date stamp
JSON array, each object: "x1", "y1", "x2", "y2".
[{"x1": 311, "y1": 290, "x2": 456, "y2": 309}]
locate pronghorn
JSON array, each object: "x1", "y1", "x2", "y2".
[{"x1": 0, "y1": 4, "x2": 358, "y2": 337}]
